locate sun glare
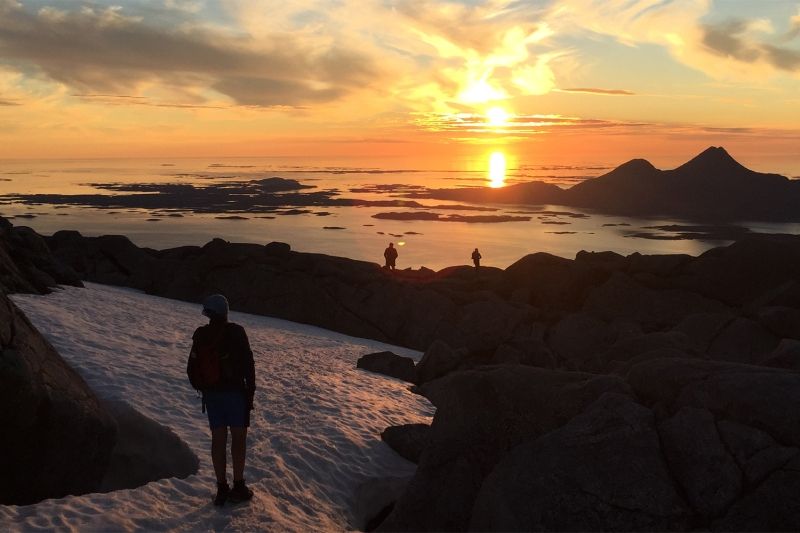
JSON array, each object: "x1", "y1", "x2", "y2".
[
  {"x1": 488, "y1": 151, "x2": 506, "y2": 188},
  {"x1": 486, "y1": 107, "x2": 510, "y2": 127}
]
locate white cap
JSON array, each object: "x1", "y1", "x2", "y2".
[{"x1": 202, "y1": 294, "x2": 229, "y2": 318}]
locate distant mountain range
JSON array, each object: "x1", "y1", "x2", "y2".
[{"x1": 411, "y1": 147, "x2": 800, "y2": 222}]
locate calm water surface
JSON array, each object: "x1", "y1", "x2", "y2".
[{"x1": 1, "y1": 156, "x2": 798, "y2": 270}]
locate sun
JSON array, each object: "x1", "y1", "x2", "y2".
[{"x1": 486, "y1": 107, "x2": 510, "y2": 127}]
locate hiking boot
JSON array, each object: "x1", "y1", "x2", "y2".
[
  {"x1": 213, "y1": 482, "x2": 230, "y2": 506},
  {"x1": 228, "y1": 479, "x2": 254, "y2": 503}
]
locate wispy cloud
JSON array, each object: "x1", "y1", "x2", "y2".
[
  {"x1": 73, "y1": 94, "x2": 226, "y2": 109},
  {"x1": 415, "y1": 112, "x2": 652, "y2": 137},
  {"x1": 702, "y1": 19, "x2": 800, "y2": 72},
  {"x1": 559, "y1": 87, "x2": 635, "y2": 96}
]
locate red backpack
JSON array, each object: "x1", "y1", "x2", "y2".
[{"x1": 188, "y1": 326, "x2": 227, "y2": 390}]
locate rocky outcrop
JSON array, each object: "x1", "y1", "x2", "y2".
[
  {"x1": 378, "y1": 366, "x2": 630, "y2": 531},
  {"x1": 471, "y1": 393, "x2": 690, "y2": 531},
  {"x1": 0, "y1": 218, "x2": 116, "y2": 505},
  {"x1": 376, "y1": 358, "x2": 800, "y2": 531},
  {"x1": 381, "y1": 424, "x2": 430, "y2": 464}
]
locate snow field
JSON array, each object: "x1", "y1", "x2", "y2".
[{"x1": 3, "y1": 283, "x2": 433, "y2": 532}]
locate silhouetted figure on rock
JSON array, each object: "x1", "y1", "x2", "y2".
[
  {"x1": 187, "y1": 294, "x2": 256, "y2": 506},
  {"x1": 472, "y1": 248, "x2": 482, "y2": 271},
  {"x1": 384, "y1": 243, "x2": 398, "y2": 271}
]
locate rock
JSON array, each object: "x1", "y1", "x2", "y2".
[
  {"x1": 548, "y1": 313, "x2": 615, "y2": 369},
  {"x1": 415, "y1": 340, "x2": 468, "y2": 384},
  {"x1": 381, "y1": 424, "x2": 430, "y2": 464},
  {"x1": 679, "y1": 234, "x2": 800, "y2": 306},
  {"x1": 470, "y1": 393, "x2": 690, "y2": 531},
  {"x1": 759, "y1": 339, "x2": 800, "y2": 371},
  {"x1": 574, "y1": 249, "x2": 627, "y2": 270},
  {"x1": 353, "y1": 475, "x2": 412, "y2": 532},
  {"x1": 264, "y1": 241, "x2": 291, "y2": 256},
  {"x1": 626, "y1": 358, "x2": 800, "y2": 447},
  {"x1": 99, "y1": 400, "x2": 198, "y2": 492},
  {"x1": 673, "y1": 312, "x2": 734, "y2": 352},
  {"x1": 589, "y1": 331, "x2": 695, "y2": 372},
  {"x1": 501, "y1": 252, "x2": 610, "y2": 313},
  {"x1": 717, "y1": 420, "x2": 798, "y2": 485},
  {"x1": 714, "y1": 454, "x2": 800, "y2": 531},
  {"x1": 658, "y1": 407, "x2": 741, "y2": 518},
  {"x1": 379, "y1": 366, "x2": 629, "y2": 531},
  {"x1": 583, "y1": 272, "x2": 727, "y2": 330},
  {"x1": 357, "y1": 351, "x2": 417, "y2": 383},
  {"x1": 756, "y1": 306, "x2": 800, "y2": 340},
  {"x1": 707, "y1": 317, "x2": 780, "y2": 365},
  {"x1": 491, "y1": 337, "x2": 555, "y2": 368},
  {"x1": 1, "y1": 223, "x2": 82, "y2": 293},
  {"x1": 0, "y1": 294, "x2": 117, "y2": 505},
  {"x1": 626, "y1": 252, "x2": 693, "y2": 278}
]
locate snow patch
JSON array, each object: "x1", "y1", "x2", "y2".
[{"x1": 3, "y1": 283, "x2": 433, "y2": 532}]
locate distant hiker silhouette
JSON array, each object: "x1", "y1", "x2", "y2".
[
  {"x1": 384, "y1": 242, "x2": 398, "y2": 270},
  {"x1": 187, "y1": 294, "x2": 256, "y2": 506},
  {"x1": 472, "y1": 248, "x2": 482, "y2": 270}
]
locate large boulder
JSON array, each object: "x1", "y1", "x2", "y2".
[
  {"x1": 547, "y1": 313, "x2": 615, "y2": 369},
  {"x1": 756, "y1": 306, "x2": 800, "y2": 340},
  {"x1": 357, "y1": 351, "x2": 417, "y2": 383},
  {"x1": 673, "y1": 312, "x2": 735, "y2": 352},
  {"x1": 707, "y1": 317, "x2": 780, "y2": 365},
  {"x1": 583, "y1": 272, "x2": 727, "y2": 330},
  {"x1": 381, "y1": 424, "x2": 431, "y2": 464},
  {"x1": 627, "y1": 358, "x2": 800, "y2": 447},
  {"x1": 760, "y1": 339, "x2": 800, "y2": 371},
  {"x1": 470, "y1": 393, "x2": 690, "y2": 531},
  {"x1": 678, "y1": 234, "x2": 800, "y2": 306},
  {"x1": 588, "y1": 331, "x2": 695, "y2": 372},
  {"x1": 415, "y1": 340, "x2": 468, "y2": 385},
  {"x1": 379, "y1": 366, "x2": 629, "y2": 531},
  {"x1": 714, "y1": 454, "x2": 800, "y2": 531},
  {"x1": 500, "y1": 252, "x2": 611, "y2": 314},
  {"x1": 0, "y1": 294, "x2": 117, "y2": 504},
  {"x1": 658, "y1": 407, "x2": 741, "y2": 518}
]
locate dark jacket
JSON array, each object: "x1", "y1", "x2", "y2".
[{"x1": 187, "y1": 321, "x2": 256, "y2": 400}]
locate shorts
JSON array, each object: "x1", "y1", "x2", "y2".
[{"x1": 204, "y1": 390, "x2": 249, "y2": 429}]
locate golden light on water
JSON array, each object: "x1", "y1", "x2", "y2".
[{"x1": 488, "y1": 151, "x2": 506, "y2": 188}]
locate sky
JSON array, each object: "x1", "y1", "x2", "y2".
[{"x1": 0, "y1": 0, "x2": 799, "y2": 171}]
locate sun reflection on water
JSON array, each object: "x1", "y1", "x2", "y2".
[{"x1": 488, "y1": 151, "x2": 506, "y2": 188}]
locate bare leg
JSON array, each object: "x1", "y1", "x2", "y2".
[
  {"x1": 211, "y1": 427, "x2": 228, "y2": 484},
  {"x1": 231, "y1": 427, "x2": 248, "y2": 482}
]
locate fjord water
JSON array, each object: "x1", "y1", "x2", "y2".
[{"x1": 1, "y1": 156, "x2": 798, "y2": 270}]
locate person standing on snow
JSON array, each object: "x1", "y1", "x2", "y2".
[{"x1": 187, "y1": 294, "x2": 256, "y2": 506}]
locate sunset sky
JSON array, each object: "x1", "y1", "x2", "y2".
[{"x1": 0, "y1": 0, "x2": 798, "y2": 170}]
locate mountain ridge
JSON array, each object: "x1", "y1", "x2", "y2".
[{"x1": 413, "y1": 147, "x2": 800, "y2": 222}]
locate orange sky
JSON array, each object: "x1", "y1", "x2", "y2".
[{"x1": 0, "y1": 1, "x2": 798, "y2": 173}]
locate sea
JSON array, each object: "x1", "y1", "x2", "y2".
[{"x1": 1, "y1": 155, "x2": 799, "y2": 271}]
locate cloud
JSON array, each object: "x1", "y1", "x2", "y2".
[
  {"x1": 415, "y1": 112, "x2": 652, "y2": 137},
  {"x1": 700, "y1": 19, "x2": 800, "y2": 72},
  {"x1": 548, "y1": 0, "x2": 800, "y2": 79},
  {"x1": 701, "y1": 20, "x2": 762, "y2": 62},
  {"x1": 559, "y1": 87, "x2": 635, "y2": 95},
  {"x1": 0, "y1": 1, "x2": 379, "y2": 107}
]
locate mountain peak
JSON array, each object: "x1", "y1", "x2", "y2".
[
  {"x1": 617, "y1": 158, "x2": 656, "y2": 172},
  {"x1": 677, "y1": 146, "x2": 748, "y2": 174}
]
